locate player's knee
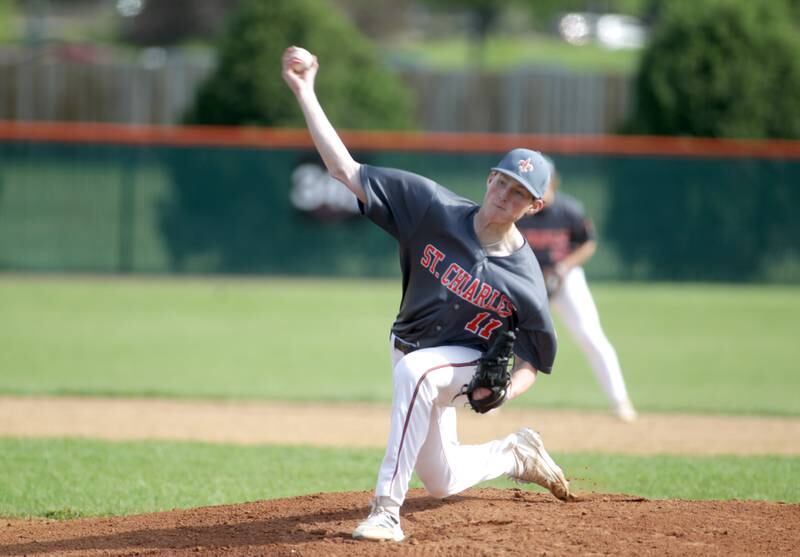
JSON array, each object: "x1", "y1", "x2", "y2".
[
  {"x1": 581, "y1": 330, "x2": 615, "y2": 356},
  {"x1": 573, "y1": 326, "x2": 601, "y2": 347},
  {"x1": 419, "y1": 475, "x2": 452, "y2": 499},
  {"x1": 424, "y1": 484, "x2": 450, "y2": 499}
]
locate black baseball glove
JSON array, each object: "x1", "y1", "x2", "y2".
[{"x1": 460, "y1": 328, "x2": 517, "y2": 414}]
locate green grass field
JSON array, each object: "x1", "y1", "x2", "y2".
[
  {"x1": 1, "y1": 276, "x2": 798, "y2": 415},
  {"x1": 384, "y1": 35, "x2": 639, "y2": 73},
  {"x1": 1, "y1": 276, "x2": 798, "y2": 518},
  {"x1": 1, "y1": 438, "x2": 797, "y2": 518}
]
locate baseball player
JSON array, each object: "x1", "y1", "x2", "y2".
[
  {"x1": 282, "y1": 46, "x2": 571, "y2": 543},
  {"x1": 516, "y1": 162, "x2": 637, "y2": 422}
]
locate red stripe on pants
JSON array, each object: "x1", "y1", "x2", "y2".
[{"x1": 389, "y1": 360, "x2": 477, "y2": 487}]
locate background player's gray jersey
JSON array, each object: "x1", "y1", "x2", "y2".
[
  {"x1": 517, "y1": 193, "x2": 595, "y2": 273},
  {"x1": 358, "y1": 165, "x2": 557, "y2": 373}
]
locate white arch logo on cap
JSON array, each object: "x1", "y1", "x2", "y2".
[{"x1": 518, "y1": 158, "x2": 534, "y2": 173}]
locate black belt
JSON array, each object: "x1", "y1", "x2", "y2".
[{"x1": 393, "y1": 336, "x2": 419, "y2": 355}]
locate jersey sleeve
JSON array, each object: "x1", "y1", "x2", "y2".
[
  {"x1": 578, "y1": 216, "x2": 596, "y2": 244},
  {"x1": 571, "y1": 214, "x2": 595, "y2": 245},
  {"x1": 514, "y1": 305, "x2": 557, "y2": 374},
  {"x1": 509, "y1": 264, "x2": 557, "y2": 373},
  {"x1": 565, "y1": 197, "x2": 596, "y2": 245},
  {"x1": 358, "y1": 165, "x2": 438, "y2": 242}
]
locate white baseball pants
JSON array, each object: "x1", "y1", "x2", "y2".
[
  {"x1": 374, "y1": 338, "x2": 518, "y2": 506},
  {"x1": 551, "y1": 267, "x2": 631, "y2": 407}
]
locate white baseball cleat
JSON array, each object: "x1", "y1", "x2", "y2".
[
  {"x1": 352, "y1": 498, "x2": 405, "y2": 542},
  {"x1": 613, "y1": 399, "x2": 638, "y2": 423},
  {"x1": 509, "y1": 428, "x2": 572, "y2": 501}
]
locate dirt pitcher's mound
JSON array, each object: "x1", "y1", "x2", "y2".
[{"x1": 2, "y1": 489, "x2": 798, "y2": 556}]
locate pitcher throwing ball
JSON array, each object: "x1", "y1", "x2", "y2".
[{"x1": 282, "y1": 46, "x2": 572, "y2": 543}]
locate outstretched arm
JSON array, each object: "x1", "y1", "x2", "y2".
[{"x1": 281, "y1": 46, "x2": 365, "y2": 203}]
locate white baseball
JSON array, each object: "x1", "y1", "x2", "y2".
[{"x1": 289, "y1": 47, "x2": 313, "y2": 73}]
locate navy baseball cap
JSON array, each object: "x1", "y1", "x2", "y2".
[{"x1": 491, "y1": 148, "x2": 552, "y2": 199}]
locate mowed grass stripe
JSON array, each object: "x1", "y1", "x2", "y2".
[
  {"x1": 1, "y1": 277, "x2": 798, "y2": 415},
  {"x1": 0, "y1": 438, "x2": 797, "y2": 518}
]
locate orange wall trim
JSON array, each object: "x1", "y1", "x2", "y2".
[{"x1": 1, "y1": 121, "x2": 800, "y2": 159}]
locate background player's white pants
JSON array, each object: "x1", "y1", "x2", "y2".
[
  {"x1": 374, "y1": 339, "x2": 518, "y2": 506},
  {"x1": 551, "y1": 267, "x2": 630, "y2": 407}
]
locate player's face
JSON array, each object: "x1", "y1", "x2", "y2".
[{"x1": 484, "y1": 172, "x2": 541, "y2": 223}]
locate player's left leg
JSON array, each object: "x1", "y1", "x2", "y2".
[
  {"x1": 551, "y1": 267, "x2": 636, "y2": 421},
  {"x1": 354, "y1": 342, "x2": 480, "y2": 542},
  {"x1": 373, "y1": 344, "x2": 482, "y2": 506}
]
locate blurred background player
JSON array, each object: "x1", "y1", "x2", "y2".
[{"x1": 517, "y1": 161, "x2": 637, "y2": 422}]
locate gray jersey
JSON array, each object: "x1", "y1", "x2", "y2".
[
  {"x1": 359, "y1": 165, "x2": 557, "y2": 373},
  {"x1": 517, "y1": 192, "x2": 595, "y2": 273}
]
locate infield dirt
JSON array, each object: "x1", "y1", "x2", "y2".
[
  {"x1": 2, "y1": 489, "x2": 799, "y2": 556},
  {"x1": 2, "y1": 396, "x2": 799, "y2": 455},
  {"x1": 1, "y1": 397, "x2": 799, "y2": 556}
]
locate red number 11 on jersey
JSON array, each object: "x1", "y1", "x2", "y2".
[{"x1": 465, "y1": 312, "x2": 503, "y2": 339}]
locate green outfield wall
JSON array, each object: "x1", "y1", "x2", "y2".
[{"x1": 1, "y1": 126, "x2": 798, "y2": 282}]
